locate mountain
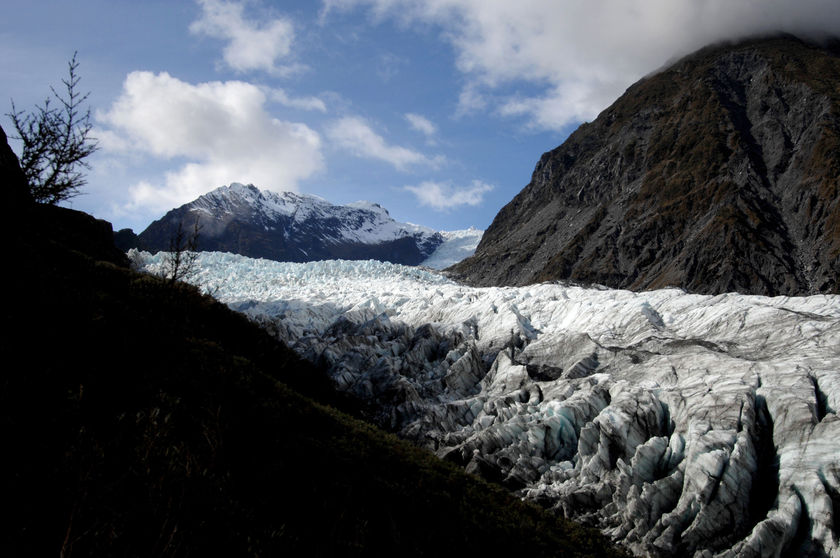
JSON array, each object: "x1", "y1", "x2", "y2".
[
  {"x1": 451, "y1": 35, "x2": 840, "y2": 296},
  {"x1": 142, "y1": 251, "x2": 840, "y2": 557},
  {"x1": 2, "y1": 127, "x2": 621, "y2": 556},
  {"x1": 136, "y1": 182, "x2": 444, "y2": 265}
]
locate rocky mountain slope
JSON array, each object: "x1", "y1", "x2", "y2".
[
  {"x1": 140, "y1": 251, "x2": 840, "y2": 557},
  {"x1": 135, "y1": 183, "x2": 444, "y2": 265},
  {"x1": 451, "y1": 35, "x2": 840, "y2": 296}
]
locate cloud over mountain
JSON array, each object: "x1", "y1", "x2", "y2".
[
  {"x1": 97, "y1": 71, "x2": 323, "y2": 215},
  {"x1": 323, "y1": 0, "x2": 840, "y2": 130},
  {"x1": 404, "y1": 180, "x2": 493, "y2": 211}
]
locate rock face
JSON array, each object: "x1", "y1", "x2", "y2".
[
  {"x1": 451, "y1": 35, "x2": 840, "y2": 296},
  {"x1": 132, "y1": 252, "x2": 840, "y2": 558},
  {"x1": 137, "y1": 183, "x2": 444, "y2": 265}
]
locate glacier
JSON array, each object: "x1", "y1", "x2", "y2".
[
  {"x1": 419, "y1": 227, "x2": 483, "y2": 270},
  {"x1": 131, "y1": 250, "x2": 840, "y2": 557}
]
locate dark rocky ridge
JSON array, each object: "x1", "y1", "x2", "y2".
[
  {"x1": 451, "y1": 35, "x2": 840, "y2": 295},
  {"x1": 136, "y1": 183, "x2": 443, "y2": 265}
]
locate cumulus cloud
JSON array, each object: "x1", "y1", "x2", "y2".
[
  {"x1": 323, "y1": 0, "x2": 840, "y2": 130},
  {"x1": 404, "y1": 180, "x2": 493, "y2": 211},
  {"x1": 97, "y1": 71, "x2": 323, "y2": 214},
  {"x1": 191, "y1": 0, "x2": 301, "y2": 75},
  {"x1": 326, "y1": 116, "x2": 442, "y2": 170},
  {"x1": 405, "y1": 113, "x2": 437, "y2": 137}
]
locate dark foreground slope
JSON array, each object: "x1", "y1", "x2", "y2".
[
  {"x1": 452, "y1": 35, "x2": 840, "y2": 295},
  {"x1": 0, "y1": 131, "x2": 622, "y2": 556}
]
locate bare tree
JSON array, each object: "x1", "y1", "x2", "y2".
[
  {"x1": 7, "y1": 52, "x2": 98, "y2": 204},
  {"x1": 161, "y1": 218, "x2": 202, "y2": 285}
]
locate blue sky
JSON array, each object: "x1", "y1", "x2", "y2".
[{"x1": 3, "y1": 0, "x2": 839, "y2": 233}]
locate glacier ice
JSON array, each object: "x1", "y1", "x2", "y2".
[
  {"x1": 420, "y1": 227, "x2": 483, "y2": 270},
  {"x1": 131, "y1": 250, "x2": 840, "y2": 557}
]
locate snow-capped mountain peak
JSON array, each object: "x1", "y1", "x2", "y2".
[
  {"x1": 194, "y1": 183, "x2": 332, "y2": 221},
  {"x1": 137, "y1": 183, "x2": 449, "y2": 266},
  {"x1": 346, "y1": 200, "x2": 389, "y2": 215}
]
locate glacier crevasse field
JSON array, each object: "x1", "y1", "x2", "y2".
[{"x1": 132, "y1": 250, "x2": 840, "y2": 557}]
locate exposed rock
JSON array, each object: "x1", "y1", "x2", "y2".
[
  {"x1": 137, "y1": 183, "x2": 443, "y2": 265},
  {"x1": 450, "y1": 35, "x2": 840, "y2": 296}
]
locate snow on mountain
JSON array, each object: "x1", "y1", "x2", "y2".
[
  {"x1": 131, "y1": 251, "x2": 840, "y2": 557},
  {"x1": 136, "y1": 183, "x2": 445, "y2": 265},
  {"x1": 191, "y1": 182, "x2": 329, "y2": 223},
  {"x1": 420, "y1": 227, "x2": 483, "y2": 270}
]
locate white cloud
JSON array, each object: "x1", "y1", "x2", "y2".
[
  {"x1": 326, "y1": 115, "x2": 442, "y2": 170},
  {"x1": 405, "y1": 112, "x2": 437, "y2": 137},
  {"x1": 270, "y1": 88, "x2": 327, "y2": 112},
  {"x1": 323, "y1": 0, "x2": 840, "y2": 130},
  {"x1": 404, "y1": 180, "x2": 493, "y2": 211},
  {"x1": 190, "y1": 0, "x2": 301, "y2": 75},
  {"x1": 499, "y1": 81, "x2": 601, "y2": 131},
  {"x1": 97, "y1": 71, "x2": 323, "y2": 215}
]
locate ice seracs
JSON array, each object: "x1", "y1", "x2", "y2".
[{"x1": 131, "y1": 251, "x2": 840, "y2": 557}]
